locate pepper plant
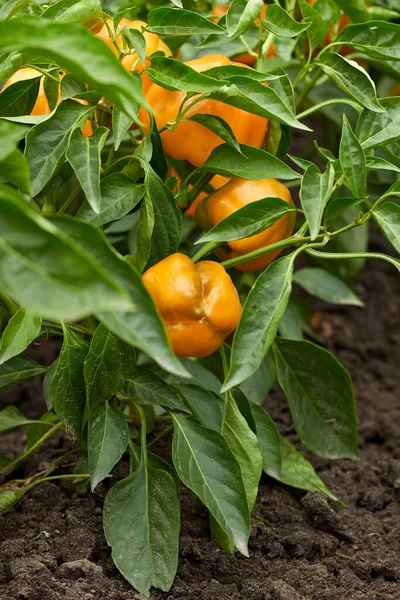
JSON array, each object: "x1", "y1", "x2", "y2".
[{"x1": 0, "y1": 0, "x2": 400, "y2": 595}]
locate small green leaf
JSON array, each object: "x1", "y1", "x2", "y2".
[
  {"x1": 179, "y1": 384, "x2": 224, "y2": 431},
  {"x1": 274, "y1": 338, "x2": 358, "y2": 459},
  {"x1": 300, "y1": 163, "x2": 335, "y2": 240},
  {"x1": 299, "y1": 0, "x2": 327, "y2": 53},
  {"x1": 294, "y1": 267, "x2": 364, "y2": 306},
  {"x1": 264, "y1": 5, "x2": 310, "y2": 38},
  {"x1": 126, "y1": 26, "x2": 146, "y2": 66},
  {"x1": 187, "y1": 113, "x2": 241, "y2": 153},
  {"x1": 366, "y1": 156, "x2": 400, "y2": 174},
  {"x1": 60, "y1": 73, "x2": 86, "y2": 100},
  {"x1": 196, "y1": 197, "x2": 296, "y2": 244},
  {"x1": 0, "y1": 354, "x2": 46, "y2": 393},
  {"x1": 225, "y1": 0, "x2": 264, "y2": 38},
  {"x1": 172, "y1": 412, "x2": 250, "y2": 556},
  {"x1": 88, "y1": 401, "x2": 129, "y2": 491},
  {"x1": 146, "y1": 56, "x2": 226, "y2": 92},
  {"x1": 0, "y1": 76, "x2": 40, "y2": 117},
  {"x1": 356, "y1": 97, "x2": 400, "y2": 149},
  {"x1": 147, "y1": 7, "x2": 225, "y2": 35},
  {"x1": 0, "y1": 406, "x2": 45, "y2": 433},
  {"x1": 127, "y1": 368, "x2": 189, "y2": 412},
  {"x1": 339, "y1": 115, "x2": 366, "y2": 198},
  {"x1": 42, "y1": 0, "x2": 102, "y2": 23},
  {"x1": 331, "y1": 0, "x2": 371, "y2": 23},
  {"x1": 112, "y1": 106, "x2": 134, "y2": 151},
  {"x1": 374, "y1": 202, "x2": 400, "y2": 254},
  {"x1": 0, "y1": 308, "x2": 41, "y2": 365},
  {"x1": 324, "y1": 197, "x2": 365, "y2": 223}
]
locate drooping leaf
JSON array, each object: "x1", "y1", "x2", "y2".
[
  {"x1": 0, "y1": 308, "x2": 41, "y2": 365},
  {"x1": 293, "y1": 267, "x2": 363, "y2": 306},
  {"x1": 264, "y1": 5, "x2": 310, "y2": 38},
  {"x1": 274, "y1": 338, "x2": 358, "y2": 459},
  {"x1": 225, "y1": 0, "x2": 264, "y2": 38},
  {"x1": 373, "y1": 202, "x2": 400, "y2": 254},
  {"x1": 339, "y1": 115, "x2": 366, "y2": 198},
  {"x1": 0, "y1": 406, "x2": 46, "y2": 433}
]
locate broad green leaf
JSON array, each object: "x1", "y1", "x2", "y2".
[
  {"x1": 88, "y1": 401, "x2": 129, "y2": 490},
  {"x1": 187, "y1": 114, "x2": 241, "y2": 153},
  {"x1": 222, "y1": 254, "x2": 296, "y2": 391},
  {"x1": 374, "y1": 202, "x2": 400, "y2": 254},
  {"x1": 179, "y1": 384, "x2": 224, "y2": 431},
  {"x1": 197, "y1": 144, "x2": 300, "y2": 180},
  {"x1": 51, "y1": 325, "x2": 88, "y2": 438},
  {"x1": 84, "y1": 323, "x2": 136, "y2": 409},
  {"x1": 279, "y1": 297, "x2": 307, "y2": 341},
  {"x1": 66, "y1": 126, "x2": 108, "y2": 215},
  {"x1": 196, "y1": 197, "x2": 296, "y2": 244},
  {"x1": 251, "y1": 403, "x2": 338, "y2": 501},
  {"x1": 129, "y1": 441, "x2": 180, "y2": 494},
  {"x1": 331, "y1": 0, "x2": 372, "y2": 23},
  {"x1": 25, "y1": 100, "x2": 93, "y2": 196},
  {"x1": 0, "y1": 118, "x2": 27, "y2": 162},
  {"x1": 339, "y1": 115, "x2": 366, "y2": 198},
  {"x1": 268, "y1": 72, "x2": 296, "y2": 116},
  {"x1": 225, "y1": 0, "x2": 264, "y2": 38},
  {"x1": 112, "y1": 106, "x2": 134, "y2": 151},
  {"x1": 299, "y1": 0, "x2": 326, "y2": 53},
  {"x1": 178, "y1": 358, "x2": 222, "y2": 394},
  {"x1": 222, "y1": 390, "x2": 262, "y2": 511},
  {"x1": 127, "y1": 368, "x2": 189, "y2": 412},
  {"x1": 0, "y1": 406, "x2": 45, "y2": 433},
  {"x1": 146, "y1": 56, "x2": 226, "y2": 92},
  {"x1": 0, "y1": 76, "x2": 40, "y2": 117},
  {"x1": 0, "y1": 308, "x2": 41, "y2": 365},
  {"x1": 104, "y1": 424, "x2": 180, "y2": 595},
  {"x1": 0, "y1": 17, "x2": 146, "y2": 121},
  {"x1": 239, "y1": 352, "x2": 276, "y2": 405},
  {"x1": 147, "y1": 7, "x2": 225, "y2": 35},
  {"x1": 264, "y1": 4, "x2": 310, "y2": 38},
  {"x1": 293, "y1": 267, "x2": 363, "y2": 306},
  {"x1": 324, "y1": 197, "x2": 365, "y2": 223},
  {"x1": 42, "y1": 0, "x2": 102, "y2": 23},
  {"x1": 60, "y1": 73, "x2": 86, "y2": 100},
  {"x1": 0, "y1": 187, "x2": 133, "y2": 320},
  {"x1": 316, "y1": 53, "x2": 384, "y2": 113},
  {"x1": 172, "y1": 413, "x2": 249, "y2": 555},
  {"x1": 356, "y1": 97, "x2": 400, "y2": 149},
  {"x1": 0, "y1": 149, "x2": 31, "y2": 194},
  {"x1": 211, "y1": 77, "x2": 311, "y2": 131},
  {"x1": 335, "y1": 21, "x2": 400, "y2": 62},
  {"x1": 0, "y1": 354, "x2": 46, "y2": 393},
  {"x1": 274, "y1": 338, "x2": 358, "y2": 459},
  {"x1": 77, "y1": 174, "x2": 144, "y2": 227},
  {"x1": 51, "y1": 216, "x2": 188, "y2": 378},
  {"x1": 300, "y1": 163, "x2": 335, "y2": 240},
  {"x1": 205, "y1": 64, "x2": 276, "y2": 82}
]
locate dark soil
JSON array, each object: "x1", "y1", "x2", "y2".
[{"x1": 1, "y1": 234, "x2": 400, "y2": 600}]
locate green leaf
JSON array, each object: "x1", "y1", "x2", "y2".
[
  {"x1": 126, "y1": 27, "x2": 146, "y2": 65},
  {"x1": 0, "y1": 406, "x2": 45, "y2": 433},
  {"x1": 373, "y1": 202, "x2": 400, "y2": 254},
  {"x1": 300, "y1": 163, "x2": 335, "y2": 240},
  {"x1": 25, "y1": 411, "x2": 58, "y2": 450},
  {"x1": 147, "y1": 7, "x2": 225, "y2": 35},
  {"x1": 179, "y1": 384, "x2": 224, "y2": 431},
  {"x1": 0, "y1": 354, "x2": 46, "y2": 393},
  {"x1": 225, "y1": 0, "x2": 264, "y2": 38},
  {"x1": 103, "y1": 420, "x2": 180, "y2": 595},
  {"x1": 293, "y1": 267, "x2": 363, "y2": 306},
  {"x1": 187, "y1": 114, "x2": 241, "y2": 153},
  {"x1": 210, "y1": 77, "x2": 311, "y2": 131},
  {"x1": 251, "y1": 403, "x2": 338, "y2": 501},
  {"x1": 366, "y1": 156, "x2": 400, "y2": 174},
  {"x1": 299, "y1": 0, "x2": 327, "y2": 53},
  {"x1": 339, "y1": 115, "x2": 366, "y2": 198},
  {"x1": 264, "y1": 5, "x2": 310, "y2": 38},
  {"x1": 179, "y1": 358, "x2": 222, "y2": 394},
  {"x1": 0, "y1": 308, "x2": 41, "y2": 365},
  {"x1": 84, "y1": 323, "x2": 136, "y2": 409},
  {"x1": 127, "y1": 368, "x2": 189, "y2": 412},
  {"x1": 0, "y1": 118, "x2": 27, "y2": 162},
  {"x1": 197, "y1": 144, "x2": 300, "y2": 180},
  {"x1": 239, "y1": 352, "x2": 276, "y2": 405},
  {"x1": 43, "y1": 359, "x2": 57, "y2": 410},
  {"x1": 222, "y1": 390, "x2": 262, "y2": 511},
  {"x1": 279, "y1": 297, "x2": 309, "y2": 341},
  {"x1": 196, "y1": 197, "x2": 296, "y2": 244},
  {"x1": 335, "y1": 21, "x2": 400, "y2": 62},
  {"x1": 50, "y1": 325, "x2": 88, "y2": 438},
  {"x1": 77, "y1": 174, "x2": 144, "y2": 227},
  {"x1": 88, "y1": 401, "x2": 129, "y2": 491},
  {"x1": 66, "y1": 126, "x2": 108, "y2": 215},
  {"x1": 25, "y1": 100, "x2": 93, "y2": 196},
  {"x1": 356, "y1": 97, "x2": 400, "y2": 149},
  {"x1": 222, "y1": 254, "x2": 296, "y2": 392},
  {"x1": 51, "y1": 216, "x2": 188, "y2": 378},
  {"x1": 0, "y1": 149, "x2": 31, "y2": 195},
  {"x1": 60, "y1": 73, "x2": 86, "y2": 100},
  {"x1": 0, "y1": 187, "x2": 133, "y2": 320},
  {"x1": 0, "y1": 76, "x2": 40, "y2": 117},
  {"x1": 112, "y1": 106, "x2": 134, "y2": 151},
  {"x1": 331, "y1": 0, "x2": 371, "y2": 23},
  {"x1": 171, "y1": 412, "x2": 249, "y2": 555},
  {"x1": 0, "y1": 17, "x2": 146, "y2": 122},
  {"x1": 42, "y1": 0, "x2": 102, "y2": 23},
  {"x1": 324, "y1": 196, "x2": 364, "y2": 223},
  {"x1": 316, "y1": 53, "x2": 384, "y2": 113},
  {"x1": 274, "y1": 338, "x2": 358, "y2": 459},
  {"x1": 146, "y1": 56, "x2": 226, "y2": 92},
  {"x1": 43, "y1": 75, "x2": 59, "y2": 112},
  {"x1": 0, "y1": 0, "x2": 29, "y2": 20}
]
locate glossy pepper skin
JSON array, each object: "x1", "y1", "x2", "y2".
[
  {"x1": 3, "y1": 67, "x2": 92, "y2": 136},
  {"x1": 142, "y1": 253, "x2": 242, "y2": 357},
  {"x1": 141, "y1": 54, "x2": 269, "y2": 167},
  {"x1": 196, "y1": 178, "x2": 295, "y2": 272},
  {"x1": 92, "y1": 18, "x2": 171, "y2": 92}
]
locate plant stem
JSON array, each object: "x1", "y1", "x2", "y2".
[
  {"x1": 6, "y1": 422, "x2": 64, "y2": 472},
  {"x1": 306, "y1": 248, "x2": 400, "y2": 271},
  {"x1": 191, "y1": 241, "x2": 220, "y2": 263},
  {"x1": 295, "y1": 67, "x2": 321, "y2": 108},
  {"x1": 0, "y1": 289, "x2": 18, "y2": 315},
  {"x1": 297, "y1": 98, "x2": 362, "y2": 119},
  {"x1": 57, "y1": 185, "x2": 81, "y2": 216},
  {"x1": 147, "y1": 424, "x2": 174, "y2": 449}
]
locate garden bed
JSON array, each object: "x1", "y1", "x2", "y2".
[{"x1": 1, "y1": 232, "x2": 399, "y2": 600}]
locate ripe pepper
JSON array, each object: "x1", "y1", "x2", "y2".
[
  {"x1": 92, "y1": 18, "x2": 171, "y2": 92},
  {"x1": 195, "y1": 178, "x2": 295, "y2": 272},
  {"x1": 3, "y1": 67, "x2": 92, "y2": 136},
  {"x1": 142, "y1": 253, "x2": 242, "y2": 357},
  {"x1": 212, "y1": 4, "x2": 277, "y2": 65},
  {"x1": 141, "y1": 54, "x2": 269, "y2": 167}
]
